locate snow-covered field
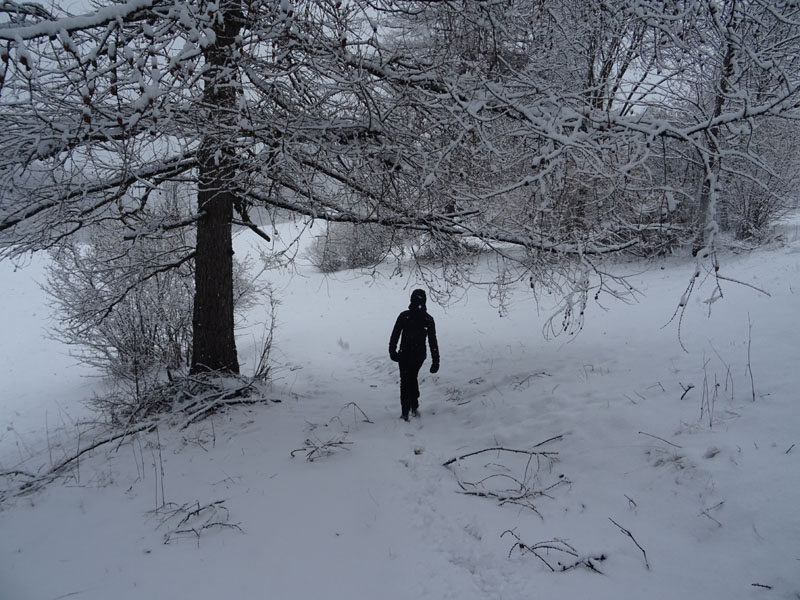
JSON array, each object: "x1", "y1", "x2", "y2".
[{"x1": 1, "y1": 220, "x2": 799, "y2": 600}]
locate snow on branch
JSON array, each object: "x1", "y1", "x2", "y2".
[
  {"x1": 123, "y1": 211, "x2": 205, "y2": 240},
  {"x1": 0, "y1": 155, "x2": 197, "y2": 236},
  {"x1": 0, "y1": 0, "x2": 157, "y2": 41}
]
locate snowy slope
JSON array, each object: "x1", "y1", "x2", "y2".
[
  {"x1": 0, "y1": 255, "x2": 96, "y2": 465},
  {"x1": 1, "y1": 222, "x2": 799, "y2": 600}
]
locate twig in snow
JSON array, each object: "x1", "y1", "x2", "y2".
[
  {"x1": 532, "y1": 434, "x2": 565, "y2": 448},
  {"x1": 155, "y1": 500, "x2": 242, "y2": 547},
  {"x1": 291, "y1": 435, "x2": 352, "y2": 461},
  {"x1": 715, "y1": 275, "x2": 771, "y2": 297},
  {"x1": 638, "y1": 431, "x2": 683, "y2": 449},
  {"x1": 708, "y1": 341, "x2": 735, "y2": 401},
  {"x1": 443, "y1": 444, "x2": 567, "y2": 516},
  {"x1": 337, "y1": 402, "x2": 373, "y2": 424},
  {"x1": 178, "y1": 392, "x2": 264, "y2": 429},
  {"x1": 2, "y1": 375, "x2": 275, "y2": 503},
  {"x1": 609, "y1": 517, "x2": 650, "y2": 570},
  {"x1": 5, "y1": 422, "x2": 155, "y2": 499},
  {"x1": 663, "y1": 272, "x2": 696, "y2": 353},
  {"x1": 746, "y1": 315, "x2": 756, "y2": 402},
  {"x1": 442, "y1": 440, "x2": 561, "y2": 467},
  {"x1": 0, "y1": 470, "x2": 36, "y2": 479},
  {"x1": 512, "y1": 372, "x2": 550, "y2": 390},
  {"x1": 700, "y1": 356, "x2": 719, "y2": 428},
  {"x1": 171, "y1": 521, "x2": 243, "y2": 547},
  {"x1": 679, "y1": 382, "x2": 695, "y2": 400},
  {"x1": 155, "y1": 426, "x2": 166, "y2": 508},
  {"x1": 501, "y1": 529, "x2": 606, "y2": 574},
  {"x1": 699, "y1": 501, "x2": 725, "y2": 527}
]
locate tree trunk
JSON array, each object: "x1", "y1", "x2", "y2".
[
  {"x1": 192, "y1": 171, "x2": 239, "y2": 374},
  {"x1": 190, "y1": 1, "x2": 243, "y2": 374},
  {"x1": 692, "y1": 1, "x2": 739, "y2": 256}
]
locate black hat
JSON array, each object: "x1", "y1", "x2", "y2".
[{"x1": 410, "y1": 288, "x2": 427, "y2": 310}]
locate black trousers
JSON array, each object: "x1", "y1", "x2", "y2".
[{"x1": 398, "y1": 354, "x2": 425, "y2": 416}]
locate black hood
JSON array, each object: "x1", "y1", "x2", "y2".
[{"x1": 409, "y1": 289, "x2": 427, "y2": 311}]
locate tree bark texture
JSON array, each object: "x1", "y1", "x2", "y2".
[{"x1": 191, "y1": 1, "x2": 243, "y2": 374}]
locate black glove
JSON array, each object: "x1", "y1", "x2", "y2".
[
  {"x1": 430, "y1": 362, "x2": 439, "y2": 374},
  {"x1": 390, "y1": 349, "x2": 399, "y2": 362}
]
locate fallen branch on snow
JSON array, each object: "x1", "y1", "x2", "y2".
[
  {"x1": 1, "y1": 421, "x2": 156, "y2": 502},
  {"x1": 154, "y1": 500, "x2": 242, "y2": 546},
  {"x1": 638, "y1": 431, "x2": 683, "y2": 449},
  {"x1": 443, "y1": 438, "x2": 568, "y2": 516},
  {"x1": 336, "y1": 402, "x2": 373, "y2": 424},
  {"x1": 0, "y1": 375, "x2": 277, "y2": 503},
  {"x1": 442, "y1": 435, "x2": 563, "y2": 467},
  {"x1": 502, "y1": 529, "x2": 606, "y2": 574},
  {"x1": 291, "y1": 435, "x2": 352, "y2": 462},
  {"x1": 0, "y1": 470, "x2": 36, "y2": 479}
]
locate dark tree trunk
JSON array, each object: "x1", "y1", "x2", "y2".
[
  {"x1": 190, "y1": 1, "x2": 243, "y2": 374},
  {"x1": 192, "y1": 171, "x2": 239, "y2": 374}
]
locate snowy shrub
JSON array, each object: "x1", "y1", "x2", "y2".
[
  {"x1": 308, "y1": 222, "x2": 396, "y2": 273},
  {"x1": 719, "y1": 177, "x2": 794, "y2": 242},
  {"x1": 47, "y1": 228, "x2": 194, "y2": 386},
  {"x1": 410, "y1": 232, "x2": 482, "y2": 264},
  {"x1": 45, "y1": 185, "x2": 269, "y2": 421},
  {"x1": 716, "y1": 119, "x2": 800, "y2": 242}
]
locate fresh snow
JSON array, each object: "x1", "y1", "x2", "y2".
[{"x1": 1, "y1": 220, "x2": 799, "y2": 600}]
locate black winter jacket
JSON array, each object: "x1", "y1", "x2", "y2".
[{"x1": 389, "y1": 306, "x2": 439, "y2": 364}]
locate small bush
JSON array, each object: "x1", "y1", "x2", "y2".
[
  {"x1": 308, "y1": 222, "x2": 396, "y2": 272},
  {"x1": 45, "y1": 184, "x2": 271, "y2": 423}
]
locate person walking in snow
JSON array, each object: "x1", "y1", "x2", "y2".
[{"x1": 389, "y1": 288, "x2": 440, "y2": 421}]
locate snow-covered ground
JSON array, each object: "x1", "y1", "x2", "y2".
[{"x1": 1, "y1": 220, "x2": 799, "y2": 600}]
